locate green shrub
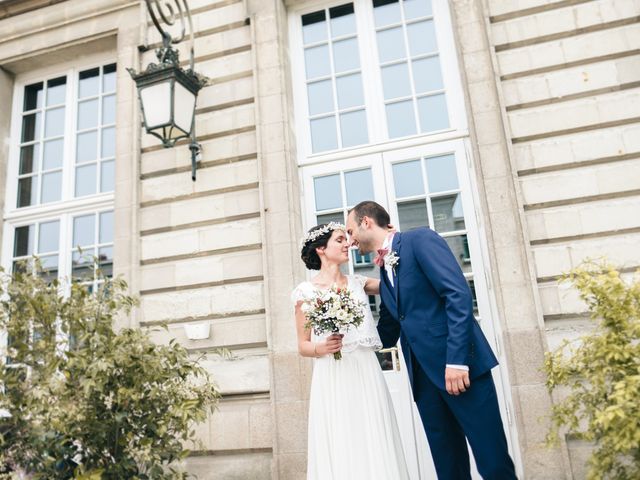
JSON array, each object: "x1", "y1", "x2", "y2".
[
  {"x1": 544, "y1": 261, "x2": 640, "y2": 480},
  {"x1": 0, "y1": 262, "x2": 220, "y2": 479}
]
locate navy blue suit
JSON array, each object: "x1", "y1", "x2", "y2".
[{"x1": 378, "y1": 228, "x2": 516, "y2": 479}]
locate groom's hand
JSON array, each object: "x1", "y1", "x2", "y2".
[{"x1": 445, "y1": 367, "x2": 470, "y2": 395}]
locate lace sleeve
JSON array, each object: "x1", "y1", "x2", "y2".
[
  {"x1": 291, "y1": 282, "x2": 312, "y2": 305},
  {"x1": 351, "y1": 274, "x2": 369, "y2": 290}
]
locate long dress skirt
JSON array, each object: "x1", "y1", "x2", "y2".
[{"x1": 307, "y1": 346, "x2": 410, "y2": 480}]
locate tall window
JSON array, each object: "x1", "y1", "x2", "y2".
[
  {"x1": 4, "y1": 59, "x2": 116, "y2": 284},
  {"x1": 293, "y1": 0, "x2": 462, "y2": 158}
]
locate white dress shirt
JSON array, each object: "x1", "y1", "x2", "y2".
[{"x1": 381, "y1": 232, "x2": 468, "y2": 372}]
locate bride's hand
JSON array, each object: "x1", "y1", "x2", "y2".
[{"x1": 319, "y1": 334, "x2": 343, "y2": 356}]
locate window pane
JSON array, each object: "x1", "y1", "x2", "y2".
[
  {"x1": 75, "y1": 164, "x2": 97, "y2": 197},
  {"x1": 21, "y1": 113, "x2": 41, "y2": 142},
  {"x1": 393, "y1": 160, "x2": 424, "y2": 198},
  {"x1": 344, "y1": 168, "x2": 373, "y2": 206},
  {"x1": 19, "y1": 144, "x2": 39, "y2": 175},
  {"x1": 79, "y1": 68, "x2": 100, "y2": 98},
  {"x1": 381, "y1": 62, "x2": 411, "y2": 100},
  {"x1": 73, "y1": 214, "x2": 95, "y2": 247},
  {"x1": 397, "y1": 200, "x2": 428, "y2": 231},
  {"x1": 13, "y1": 225, "x2": 34, "y2": 257},
  {"x1": 24, "y1": 82, "x2": 44, "y2": 111},
  {"x1": 386, "y1": 100, "x2": 416, "y2": 138},
  {"x1": 336, "y1": 73, "x2": 364, "y2": 109},
  {"x1": 377, "y1": 27, "x2": 406, "y2": 63},
  {"x1": 339, "y1": 109, "x2": 368, "y2": 147},
  {"x1": 43, "y1": 139, "x2": 63, "y2": 170},
  {"x1": 17, "y1": 177, "x2": 38, "y2": 208},
  {"x1": 314, "y1": 174, "x2": 342, "y2": 211},
  {"x1": 407, "y1": 20, "x2": 438, "y2": 56},
  {"x1": 78, "y1": 99, "x2": 99, "y2": 130},
  {"x1": 307, "y1": 80, "x2": 334, "y2": 116},
  {"x1": 98, "y1": 246, "x2": 113, "y2": 277},
  {"x1": 444, "y1": 235, "x2": 471, "y2": 274},
  {"x1": 310, "y1": 115, "x2": 338, "y2": 152},
  {"x1": 302, "y1": 10, "x2": 327, "y2": 44},
  {"x1": 316, "y1": 212, "x2": 344, "y2": 225},
  {"x1": 417, "y1": 94, "x2": 449, "y2": 132},
  {"x1": 426, "y1": 154, "x2": 458, "y2": 192},
  {"x1": 329, "y1": 4, "x2": 356, "y2": 37},
  {"x1": 413, "y1": 56, "x2": 443, "y2": 93},
  {"x1": 304, "y1": 45, "x2": 331, "y2": 79},
  {"x1": 44, "y1": 107, "x2": 65, "y2": 138},
  {"x1": 102, "y1": 64, "x2": 117, "y2": 93},
  {"x1": 404, "y1": 0, "x2": 432, "y2": 19},
  {"x1": 100, "y1": 160, "x2": 115, "y2": 192},
  {"x1": 432, "y1": 193, "x2": 465, "y2": 233},
  {"x1": 373, "y1": 0, "x2": 401, "y2": 27},
  {"x1": 99, "y1": 211, "x2": 114, "y2": 243},
  {"x1": 72, "y1": 249, "x2": 95, "y2": 280},
  {"x1": 76, "y1": 131, "x2": 97, "y2": 163},
  {"x1": 38, "y1": 221, "x2": 60, "y2": 253},
  {"x1": 333, "y1": 37, "x2": 360, "y2": 73},
  {"x1": 41, "y1": 171, "x2": 62, "y2": 204},
  {"x1": 102, "y1": 95, "x2": 116, "y2": 125},
  {"x1": 101, "y1": 127, "x2": 116, "y2": 158},
  {"x1": 46, "y1": 77, "x2": 66, "y2": 106},
  {"x1": 39, "y1": 254, "x2": 59, "y2": 282}
]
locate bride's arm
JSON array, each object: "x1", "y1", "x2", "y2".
[
  {"x1": 363, "y1": 278, "x2": 380, "y2": 295},
  {"x1": 295, "y1": 302, "x2": 343, "y2": 358}
]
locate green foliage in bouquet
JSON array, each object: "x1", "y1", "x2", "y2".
[
  {"x1": 543, "y1": 260, "x2": 640, "y2": 480},
  {"x1": 0, "y1": 260, "x2": 220, "y2": 479}
]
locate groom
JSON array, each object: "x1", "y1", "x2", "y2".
[{"x1": 346, "y1": 201, "x2": 517, "y2": 480}]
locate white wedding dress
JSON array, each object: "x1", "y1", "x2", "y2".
[{"x1": 292, "y1": 274, "x2": 410, "y2": 480}]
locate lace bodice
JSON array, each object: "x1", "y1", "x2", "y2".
[{"x1": 291, "y1": 274, "x2": 383, "y2": 353}]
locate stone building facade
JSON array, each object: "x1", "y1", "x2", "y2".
[{"x1": 0, "y1": 0, "x2": 637, "y2": 478}]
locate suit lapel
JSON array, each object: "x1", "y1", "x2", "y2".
[{"x1": 392, "y1": 233, "x2": 402, "y2": 307}]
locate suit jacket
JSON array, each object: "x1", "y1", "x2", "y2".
[{"x1": 377, "y1": 227, "x2": 498, "y2": 392}]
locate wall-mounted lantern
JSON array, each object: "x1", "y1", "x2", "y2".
[{"x1": 128, "y1": 0, "x2": 207, "y2": 181}]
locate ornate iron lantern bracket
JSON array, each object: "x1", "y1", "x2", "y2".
[{"x1": 128, "y1": 0, "x2": 208, "y2": 181}]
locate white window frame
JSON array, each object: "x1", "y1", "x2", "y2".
[
  {"x1": 289, "y1": 0, "x2": 468, "y2": 164},
  {"x1": 5, "y1": 51, "x2": 116, "y2": 218},
  {"x1": 2, "y1": 51, "x2": 116, "y2": 282}
]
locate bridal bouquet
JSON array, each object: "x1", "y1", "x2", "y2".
[{"x1": 301, "y1": 285, "x2": 366, "y2": 360}]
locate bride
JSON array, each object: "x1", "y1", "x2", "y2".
[{"x1": 291, "y1": 222, "x2": 409, "y2": 480}]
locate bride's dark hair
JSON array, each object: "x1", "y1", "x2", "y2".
[{"x1": 300, "y1": 224, "x2": 334, "y2": 270}]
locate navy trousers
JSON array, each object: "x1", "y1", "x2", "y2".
[{"x1": 410, "y1": 351, "x2": 517, "y2": 479}]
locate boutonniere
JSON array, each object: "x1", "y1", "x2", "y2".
[{"x1": 384, "y1": 250, "x2": 399, "y2": 274}]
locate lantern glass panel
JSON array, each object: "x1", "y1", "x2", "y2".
[
  {"x1": 140, "y1": 81, "x2": 171, "y2": 129},
  {"x1": 174, "y1": 81, "x2": 196, "y2": 135}
]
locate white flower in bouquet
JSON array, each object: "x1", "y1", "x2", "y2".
[{"x1": 301, "y1": 284, "x2": 367, "y2": 360}]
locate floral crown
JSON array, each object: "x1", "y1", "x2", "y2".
[{"x1": 301, "y1": 222, "x2": 346, "y2": 249}]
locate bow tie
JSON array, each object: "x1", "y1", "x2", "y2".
[{"x1": 373, "y1": 248, "x2": 389, "y2": 267}]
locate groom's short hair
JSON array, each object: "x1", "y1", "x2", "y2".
[{"x1": 350, "y1": 201, "x2": 391, "y2": 228}]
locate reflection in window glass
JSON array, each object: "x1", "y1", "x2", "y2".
[
  {"x1": 397, "y1": 200, "x2": 428, "y2": 231},
  {"x1": 432, "y1": 193, "x2": 465, "y2": 233},
  {"x1": 444, "y1": 235, "x2": 472, "y2": 275}
]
